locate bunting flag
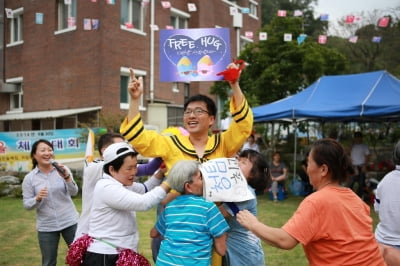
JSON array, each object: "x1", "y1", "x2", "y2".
[
  {"x1": 68, "y1": 17, "x2": 76, "y2": 27},
  {"x1": 277, "y1": 10, "x2": 287, "y2": 17},
  {"x1": 188, "y1": 3, "x2": 197, "y2": 12},
  {"x1": 378, "y1": 17, "x2": 390, "y2": 27},
  {"x1": 106, "y1": 0, "x2": 115, "y2": 4},
  {"x1": 241, "y1": 7, "x2": 250, "y2": 14},
  {"x1": 92, "y1": 19, "x2": 99, "y2": 29},
  {"x1": 165, "y1": 25, "x2": 174, "y2": 30},
  {"x1": 318, "y1": 35, "x2": 327, "y2": 44},
  {"x1": 245, "y1": 31, "x2": 254, "y2": 39},
  {"x1": 349, "y1": 35, "x2": 358, "y2": 43},
  {"x1": 35, "y1": 13, "x2": 44, "y2": 24},
  {"x1": 320, "y1": 14, "x2": 329, "y2": 21},
  {"x1": 142, "y1": 0, "x2": 150, "y2": 6},
  {"x1": 293, "y1": 10, "x2": 303, "y2": 17},
  {"x1": 91, "y1": 0, "x2": 97, "y2": 2},
  {"x1": 5, "y1": 8, "x2": 13, "y2": 19},
  {"x1": 83, "y1": 18, "x2": 92, "y2": 30},
  {"x1": 345, "y1": 15, "x2": 355, "y2": 24},
  {"x1": 161, "y1": 1, "x2": 171, "y2": 9},
  {"x1": 259, "y1": 32, "x2": 267, "y2": 41},
  {"x1": 284, "y1": 33, "x2": 292, "y2": 42},
  {"x1": 230, "y1": 7, "x2": 238, "y2": 15},
  {"x1": 372, "y1": 36, "x2": 382, "y2": 43},
  {"x1": 297, "y1": 34, "x2": 307, "y2": 45},
  {"x1": 125, "y1": 22, "x2": 134, "y2": 29},
  {"x1": 85, "y1": 128, "x2": 95, "y2": 166},
  {"x1": 150, "y1": 24, "x2": 159, "y2": 31}
]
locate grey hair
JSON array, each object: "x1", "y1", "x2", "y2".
[{"x1": 167, "y1": 160, "x2": 200, "y2": 194}]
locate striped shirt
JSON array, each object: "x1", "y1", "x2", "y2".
[{"x1": 155, "y1": 194, "x2": 229, "y2": 265}]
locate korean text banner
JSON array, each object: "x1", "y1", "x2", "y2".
[
  {"x1": 0, "y1": 129, "x2": 87, "y2": 172},
  {"x1": 159, "y1": 28, "x2": 231, "y2": 82},
  {"x1": 200, "y1": 158, "x2": 254, "y2": 202}
]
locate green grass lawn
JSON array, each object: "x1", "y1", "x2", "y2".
[{"x1": 0, "y1": 194, "x2": 379, "y2": 265}]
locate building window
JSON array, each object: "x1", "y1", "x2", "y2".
[
  {"x1": 170, "y1": 8, "x2": 189, "y2": 29},
  {"x1": 249, "y1": 0, "x2": 258, "y2": 18},
  {"x1": 7, "y1": 7, "x2": 23, "y2": 46},
  {"x1": 240, "y1": 35, "x2": 253, "y2": 52},
  {"x1": 56, "y1": 0, "x2": 77, "y2": 32},
  {"x1": 7, "y1": 78, "x2": 23, "y2": 112},
  {"x1": 120, "y1": 67, "x2": 145, "y2": 111},
  {"x1": 121, "y1": 0, "x2": 145, "y2": 33}
]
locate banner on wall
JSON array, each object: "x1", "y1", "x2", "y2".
[
  {"x1": 159, "y1": 27, "x2": 231, "y2": 82},
  {"x1": 200, "y1": 158, "x2": 254, "y2": 202},
  {"x1": 0, "y1": 129, "x2": 93, "y2": 172}
]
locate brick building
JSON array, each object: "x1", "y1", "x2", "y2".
[{"x1": 0, "y1": 0, "x2": 261, "y2": 132}]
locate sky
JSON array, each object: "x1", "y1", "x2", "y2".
[
  {"x1": 312, "y1": 0, "x2": 399, "y2": 35},
  {"x1": 313, "y1": 0, "x2": 399, "y2": 22}
]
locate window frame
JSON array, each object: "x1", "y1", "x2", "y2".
[
  {"x1": 6, "y1": 77, "x2": 23, "y2": 113},
  {"x1": 249, "y1": 0, "x2": 259, "y2": 19},
  {"x1": 170, "y1": 7, "x2": 190, "y2": 29},
  {"x1": 55, "y1": 0, "x2": 77, "y2": 34},
  {"x1": 6, "y1": 7, "x2": 24, "y2": 47},
  {"x1": 120, "y1": 67, "x2": 146, "y2": 111},
  {"x1": 120, "y1": 0, "x2": 146, "y2": 36}
]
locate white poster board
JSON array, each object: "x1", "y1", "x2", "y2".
[{"x1": 200, "y1": 158, "x2": 255, "y2": 202}]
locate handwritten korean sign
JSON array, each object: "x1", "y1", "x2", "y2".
[{"x1": 200, "y1": 158, "x2": 255, "y2": 202}]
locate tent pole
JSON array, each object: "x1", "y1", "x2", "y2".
[{"x1": 294, "y1": 120, "x2": 297, "y2": 178}]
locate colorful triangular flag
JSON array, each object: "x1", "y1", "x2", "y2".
[
  {"x1": 188, "y1": 3, "x2": 197, "y2": 12},
  {"x1": 372, "y1": 36, "x2": 382, "y2": 43},
  {"x1": 284, "y1": 33, "x2": 292, "y2": 42},
  {"x1": 161, "y1": 1, "x2": 171, "y2": 9},
  {"x1": 318, "y1": 35, "x2": 327, "y2": 44},
  {"x1": 349, "y1": 35, "x2": 358, "y2": 43},
  {"x1": 277, "y1": 10, "x2": 287, "y2": 17},
  {"x1": 293, "y1": 10, "x2": 303, "y2": 17},
  {"x1": 259, "y1": 32, "x2": 267, "y2": 41},
  {"x1": 297, "y1": 34, "x2": 307, "y2": 45},
  {"x1": 345, "y1": 15, "x2": 355, "y2": 24},
  {"x1": 320, "y1": 14, "x2": 329, "y2": 21},
  {"x1": 378, "y1": 17, "x2": 390, "y2": 27}
]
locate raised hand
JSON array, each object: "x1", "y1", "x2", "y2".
[{"x1": 128, "y1": 68, "x2": 143, "y2": 100}]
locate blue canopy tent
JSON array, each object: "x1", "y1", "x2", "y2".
[
  {"x1": 253, "y1": 70, "x2": 400, "y2": 122},
  {"x1": 252, "y1": 70, "x2": 400, "y2": 177}
]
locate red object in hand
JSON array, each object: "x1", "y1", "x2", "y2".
[{"x1": 217, "y1": 59, "x2": 246, "y2": 83}]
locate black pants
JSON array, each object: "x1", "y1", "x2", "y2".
[
  {"x1": 82, "y1": 251, "x2": 118, "y2": 266},
  {"x1": 349, "y1": 166, "x2": 366, "y2": 197}
]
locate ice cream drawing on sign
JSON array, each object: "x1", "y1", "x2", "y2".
[
  {"x1": 200, "y1": 158, "x2": 255, "y2": 203},
  {"x1": 160, "y1": 28, "x2": 231, "y2": 82}
]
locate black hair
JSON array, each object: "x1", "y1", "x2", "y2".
[
  {"x1": 103, "y1": 147, "x2": 138, "y2": 175},
  {"x1": 184, "y1": 94, "x2": 217, "y2": 117},
  {"x1": 238, "y1": 149, "x2": 270, "y2": 193},
  {"x1": 30, "y1": 139, "x2": 53, "y2": 169},
  {"x1": 310, "y1": 138, "x2": 354, "y2": 184},
  {"x1": 97, "y1": 132, "x2": 124, "y2": 156},
  {"x1": 393, "y1": 141, "x2": 400, "y2": 165}
]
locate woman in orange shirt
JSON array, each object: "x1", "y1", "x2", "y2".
[{"x1": 237, "y1": 138, "x2": 385, "y2": 266}]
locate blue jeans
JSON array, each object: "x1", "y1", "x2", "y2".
[{"x1": 38, "y1": 224, "x2": 77, "y2": 266}]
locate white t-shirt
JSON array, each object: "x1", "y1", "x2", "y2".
[{"x1": 351, "y1": 143, "x2": 370, "y2": 166}]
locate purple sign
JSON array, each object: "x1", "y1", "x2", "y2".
[{"x1": 159, "y1": 28, "x2": 231, "y2": 82}]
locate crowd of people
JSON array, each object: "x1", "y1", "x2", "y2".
[{"x1": 21, "y1": 62, "x2": 398, "y2": 266}]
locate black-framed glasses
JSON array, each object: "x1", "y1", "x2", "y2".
[{"x1": 183, "y1": 108, "x2": 209, "y2": 117}]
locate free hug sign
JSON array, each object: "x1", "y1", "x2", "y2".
[{"x1": 159, "y1": 28, "x2": 231, "y2": 82}]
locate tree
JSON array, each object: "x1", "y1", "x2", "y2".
[
  {"x1": 211, "y1": 16, "x2": 348, "y2": 111},
  {"x1": 327, "y1": 7, "x2": 400, "y2": 76}
]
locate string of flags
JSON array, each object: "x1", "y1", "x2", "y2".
[{"x1": 4, "y1": 2, "x2": 392, "y2": 44}]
